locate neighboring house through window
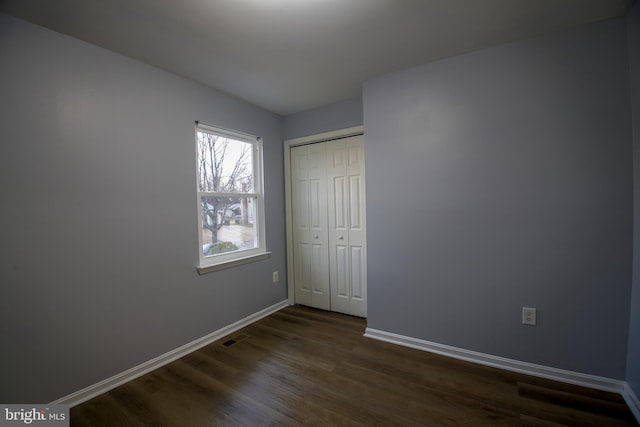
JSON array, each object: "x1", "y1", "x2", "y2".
[{"x1": 195, "y1": 122, "x2": 267, "y2": 272}]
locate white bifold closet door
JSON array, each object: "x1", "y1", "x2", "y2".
[
  {"x1": 291, "y1": 143, "x2": 331, "y2": 311},
  {"x1": 291, "y1": 135, "x2": 367, "y2": 317}
]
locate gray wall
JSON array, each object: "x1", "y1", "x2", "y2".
[
  {"x1": 628, "y1": 1, "x2": 640, "y2": 397},
  {"x1": 0, "y1": 13, "x2": 287, "y2": 403},
  {"x1": 283, "y1": 96, "x2": 363, "y2": 140},
  {"x1": 363, "y1": 18, "x2": 632, "y2": 378}
]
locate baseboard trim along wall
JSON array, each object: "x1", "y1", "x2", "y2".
[
  {"x1": 53, "y1": 299, "x2": 291, "y2": 407},
  {"x1": 623, "y1": 383, "x2": 640, "y2": 424},
  {"x1": 364, "y1": 327, "x2": 626, "y2": 393}
]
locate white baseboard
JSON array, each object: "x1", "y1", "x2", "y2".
[
  {"x1": 53, "y1": 299, "x2": 290, "y2": 407},
  {"x1": 623, "y1": 383, "x2": 640, "y2": 424},
  {"x1": 364, "y1": 327, "x2": 625, "y2": 393}
]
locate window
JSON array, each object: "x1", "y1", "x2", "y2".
[{"x1": 195, "y1": 122, "x2": 267, "y2": 272}]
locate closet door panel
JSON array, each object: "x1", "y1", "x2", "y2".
[
  {"x1": 326, "y1": 136, "x2": 367, "y2": 317},
  {"x1": 291, "y1": 144, "x2": 330, "y2": 310},
  {"x1": 335, "y1": 245, "x2": 349, "y2": 297},
  {"x1": 346, "y1": 136, "x2": 367, "y2": 316}
]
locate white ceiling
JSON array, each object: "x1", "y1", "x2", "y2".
[{"x1": 0, "y1": 0, "x2": 633, "y2": 115}]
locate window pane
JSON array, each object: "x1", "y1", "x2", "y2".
[
  {"x1": 197, "y1": 131, "x2": 254, "y2": 193},
  {"x1": 201, "y1": 195, "x2": 257, "y2": 257}
]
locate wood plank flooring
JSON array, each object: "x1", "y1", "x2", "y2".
[{"x1": 71, "y1": 305, "x2": 638, "y2": 426}]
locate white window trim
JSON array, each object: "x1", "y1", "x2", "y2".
[{"x1": 195, "y1": 122, "x2": 268, "y2": 273}]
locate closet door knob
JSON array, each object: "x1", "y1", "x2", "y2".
[
  {"x1": 339, "y1": 236, "x2": 344, "y2": 240},
  {"x1": 314, "y1": 235, "x2": 319, "y2": 239}
]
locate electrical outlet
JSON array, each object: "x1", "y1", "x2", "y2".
[
  {"x1": 272, "y1": 271, "x2": 279, "y2": 283},
  {"x1": 522, "y1": 307, "x2": 537, "y2": 326}
]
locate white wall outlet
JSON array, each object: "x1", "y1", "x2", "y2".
[
  {"x1": 272, "y1": 271, "x2": 279, "y2": 283},
  {"x1": 522, "y1": 307, "x2": 537, "y2": 326}
]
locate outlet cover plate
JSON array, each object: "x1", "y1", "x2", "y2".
[{"x1": 522, "y1": 307, "x2": 537, "y2": 326}]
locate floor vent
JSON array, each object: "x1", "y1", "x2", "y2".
[{"x1": 221, "y1": 333, "x2": 249, "y2": 348}]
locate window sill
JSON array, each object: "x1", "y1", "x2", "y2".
[{"x1": 196, "y1": 251, "x2": 272, "y2": 275}]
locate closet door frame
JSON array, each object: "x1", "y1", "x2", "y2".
[{"x1": 284, "y1": 126, "x2": 364, "y2": 306}]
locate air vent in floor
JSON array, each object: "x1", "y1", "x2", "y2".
[{"x1": 221, "y1": 333, "x2": 249, "y2": 348}]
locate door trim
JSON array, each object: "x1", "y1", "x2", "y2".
[{"x1": 284, "y1": 126, "x2": 364, "y2": 305}]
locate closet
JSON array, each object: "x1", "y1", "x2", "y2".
[{"x1": 290, "y1": 134, "x2": 367, "y2": 317}]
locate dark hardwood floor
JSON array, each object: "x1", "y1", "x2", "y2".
[{"x1": 71, "y1": 305, "x2": 638, "y2": 426}]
